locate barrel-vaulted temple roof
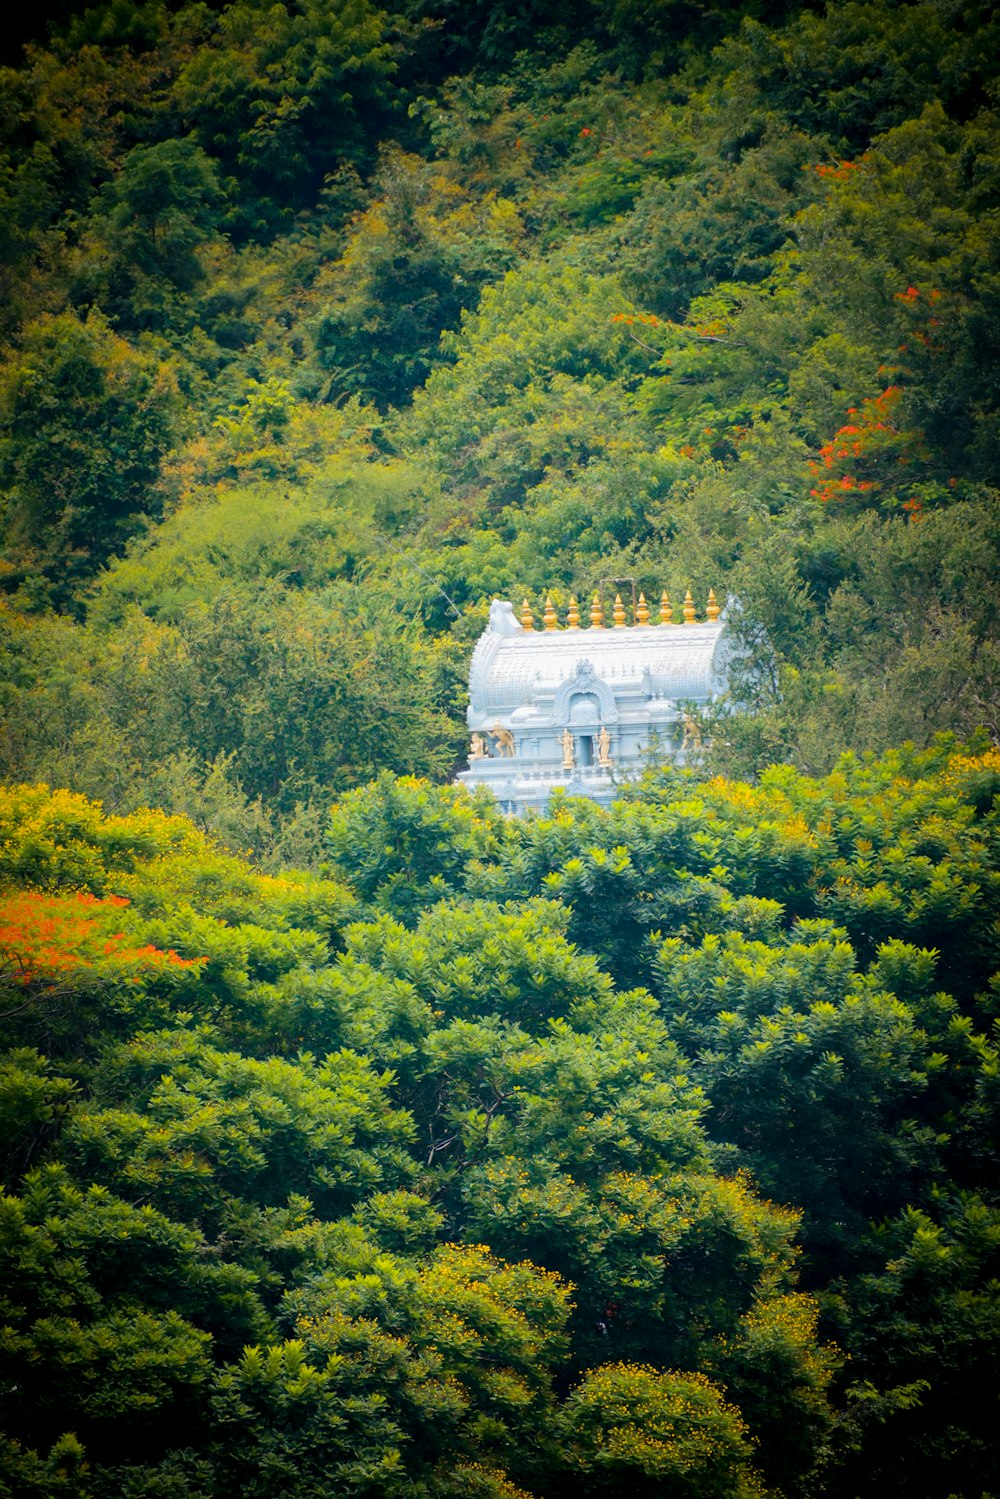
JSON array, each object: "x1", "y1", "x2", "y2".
[{"x1": 459, "y1": 588, "x2": 734, "y2": 813}]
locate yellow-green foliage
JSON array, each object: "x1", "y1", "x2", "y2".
[{"x1": 562, "y1": 1362, "x2": 762, "y2": 1498}]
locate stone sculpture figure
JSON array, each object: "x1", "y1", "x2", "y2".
[
  {"x1": 597, "y1": 725, "x2": 613, "y2": 768},
  {"x1": 491, "y1": 723, "x2": 516, "y2": 757},
  {"x1": 560, "y1": 728, "x2": 575, "y2": 769},
  {"x1": 680, "y1": 712, "x2": 703, "y2": 754},
  {"x1": 469, "y1": 732, "x2": 488, "y2": 759},
  {"x1": 488, "y1": 599, "x2": 521, "y2": 636}
]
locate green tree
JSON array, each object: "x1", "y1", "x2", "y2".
[
  {"x1": 557, "y1": 1362, "x2": 762, "y2": 1499},
  {"x1": 0, "y1": 1165, "x2": 249, "y2": 1464},
  {"x1": 213, "y1": 1243, "x2": 571, "y2": 1498},
  {"x1": 828, "y1": 1195, "x2": 1000, "y2": 1499},
  {"x1": 173, "y1": 0, "x2": 396, "y2": 228},
  {"x1": 0, "y1": 310, "x2": 177, "y2": 600},
  {"x1": 64, "y1": 1035, "x2": 417, "y2": 1228},
  {"x1": 313, "y1": 150, "x2": 524, "y2": 409},
  {"x1": 326, "y1": 772, "x2": 506, "y2": 921},
  {"x1": 78, "y1": 138, "x2": 224, "y2": 331}
]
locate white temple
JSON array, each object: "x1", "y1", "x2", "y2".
[{"x1": 457, "y1": 588, "x2": 734, "y2": 814}]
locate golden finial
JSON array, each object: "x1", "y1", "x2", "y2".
[
  {"x1": 566, "y1": 596, "x2": 580, "y2": 629},
  {"x1": 543, "y1": 594, "x2": 558, "y2": 630},
  {"x1": 683, "y1": 588, "x2": 696, "y2": 624},
  {"x1": 521, "y1": 597, "x2": 534, "y2": 630},
  {"x1": 706, "y1": 588, "x2": 720, "y2": 621},
  {"x1": 636, "y1": 591, "x2": 650, "y2": 625},
  {"x1": 590, "y1": 592, "x2": 604, "y2": 628},
  {"x1": 613, "y1": 593, "x2": 627, "y2": 627},
  {"x1": 660, "y1": 590, "x2": 673, "y2": 625}
]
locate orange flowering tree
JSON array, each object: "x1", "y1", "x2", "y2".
[
  {"x1": 0, "y1": 890, "x2": 204, "y2": 1052},
  {"x1": 808, "y1": 386, "x2": 930, "y2": 512},
  {"x1": 0, "y1": 891, "x2": 202, "y2": 984}
]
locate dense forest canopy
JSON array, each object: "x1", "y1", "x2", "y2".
[
  {"x1": 0, "y1": 0, "x2": 998, "y2": 1495},
  {"x1": 1, "y1": 750, "x2": 998, "y2": 1498}
]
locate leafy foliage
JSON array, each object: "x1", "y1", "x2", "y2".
[
  {"x1": 0, "y1": 0, "x2": 998, "y2": 1494},
  {"x1": 0, "y1": 743, "x2": 997, "y2": 1496},
  {"x1": 0, "y1": 310, "x2": 178, "y2": 601}
]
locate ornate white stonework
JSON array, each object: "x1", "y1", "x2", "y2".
[{"x1": 457, "y1": 596, "x2": 734, "y2": 813}]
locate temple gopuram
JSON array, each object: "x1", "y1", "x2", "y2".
[{"x1": 457, "y1": 588, "x2": 733, "y2": 814}]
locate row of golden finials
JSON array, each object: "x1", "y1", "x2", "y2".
[{"x1": 520, "y1": 588, "x2": 721, "y2": 630}]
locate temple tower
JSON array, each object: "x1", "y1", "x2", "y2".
[{"x1": 458, "y1": 590, "x2": 735, "y2": 812}]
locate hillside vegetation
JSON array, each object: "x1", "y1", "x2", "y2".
[
  {"x1": 1, "y1": 747, "x2": 999, "y2": 1498},
  {"x1": 0, "y1": 0, "x2": 998, "y2": 858},
  {"x1": 0, "y1": 0, "x2": 999, "y2": 1494}
]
